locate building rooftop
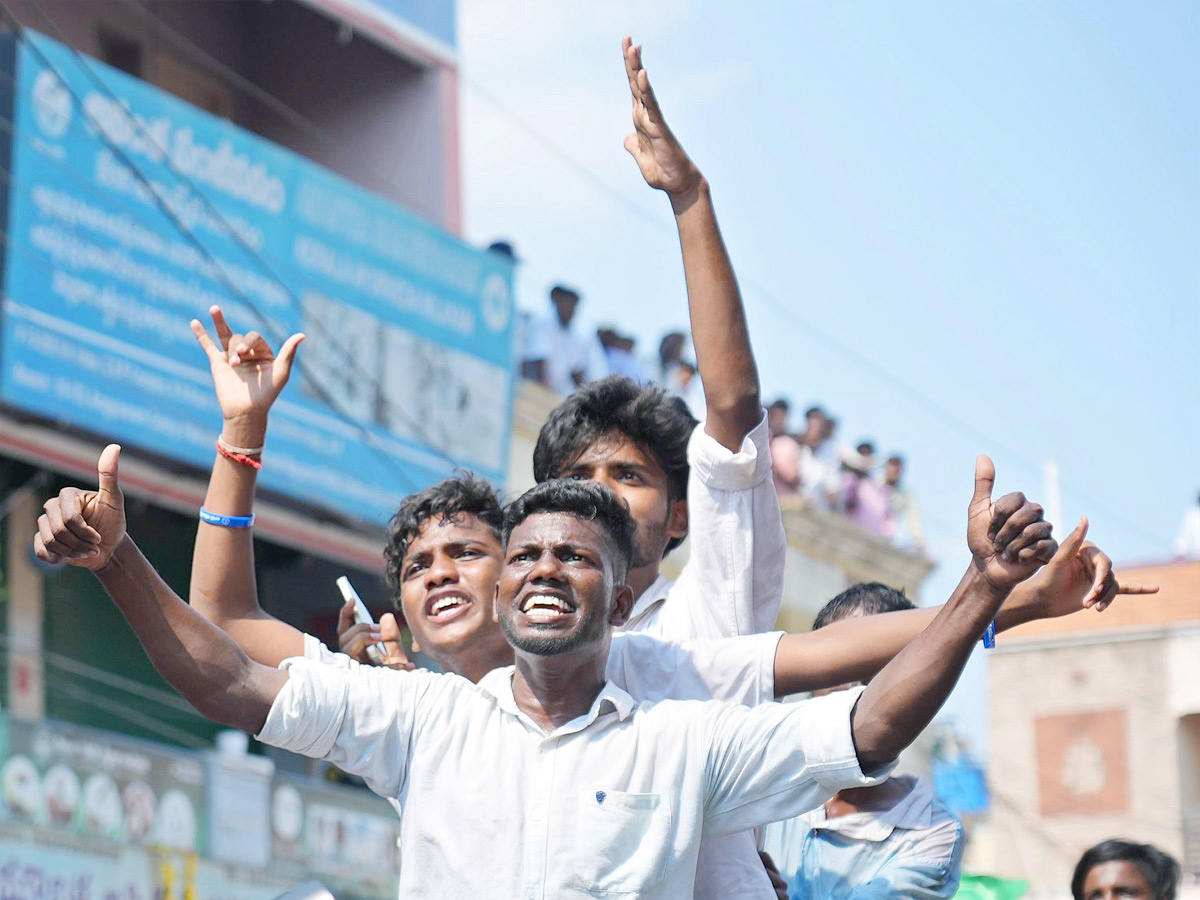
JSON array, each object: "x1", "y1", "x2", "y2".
[{"x1": 1000, "y1": 558, "x2": 1200, "y2": 645}]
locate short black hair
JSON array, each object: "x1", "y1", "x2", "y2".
[
  {"x1": 856, "y1": 441, "x2": 876, "y2": 456},
  {"x1": 487, "y1": 240, "x2": 516, "y2": 260},
  {"x1": 813, "y1": 582, "x2": 916, "y2": 631},
  {"x1": 503, "y1": 480, "x2": 636, "y2": 577},
  {"x1": 1071, "y1": 840, "x2": 1180, "y2": 900},
  {"x1": 533, "y1": 375, "x2": 697, "y2": 554},
  {"x1": 887, "y1": 454, "x2": 905, "y2": 466},
  {"x1": 804, "y1": 405, "x2": 825, "y2": 420},
  {"x1": 550, "y1": 284, "x2": 580, "y2": 303},
  {"x1": 769, "y1": 398, "x2": 790, "y2": 412},
  {"x1": 384, "y1": 474, "x2": 504, "y2": 601}
]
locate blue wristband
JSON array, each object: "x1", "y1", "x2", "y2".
[
  {"x1": 199, "y1": 507, "x2": 255, "y2": 528},
  {"x1": 982, "y1": 620, "x2": 996, "y2": 649}
]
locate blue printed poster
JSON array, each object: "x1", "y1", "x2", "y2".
[{"x1": 0, "y1": 31, "x2": 514, "y2": 525}]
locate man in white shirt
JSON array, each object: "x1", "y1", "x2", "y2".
[
  {"x1": 763, "y1": 583, "x2": 965, "y2": 900},
  {"x1": 521, "y1": 284, "x2": 607, "y2": 396},
  {"x1": 529, "y1": 39, "x2": 785, "y2": 641},
  {"x1": 36, "y1": 451, "x2": 1055, "y2": 900},
  {"x1": 187, "y1": 36, "x2": 785, "y2": 657}
]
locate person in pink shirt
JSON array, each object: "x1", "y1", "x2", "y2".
[{"x1": 842, "y1": 442, "x2": 892, "y2": 537}]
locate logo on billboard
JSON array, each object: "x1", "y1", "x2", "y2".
[
  {"x1": 480, "y1": 273, "x2": 512, "y2": 332},
  {"x1": 31, "y1": 69, "x2": 71, "y2": 139}
]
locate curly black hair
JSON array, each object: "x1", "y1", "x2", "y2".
[
  {"x1": 503, "y1": 480, "x2": 635, "y2": 578},
  {"x1": 383, "y1": 474, "x2": 503, "y2": 604},
  {"x1": 533, "y1": 375, "x2": 697, "y2": 554}
]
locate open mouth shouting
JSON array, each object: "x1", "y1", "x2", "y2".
[
  {"x1": 424, "y1": 590, "x2": 474, "y2": 625},
  {"x1": 516, "y1": 589, "x2": 577, "y2": 626}
]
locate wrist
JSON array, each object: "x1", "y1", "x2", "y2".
[
  {"x1": 93, "y1": 534, "x2": 132, "y2": 577},
  {"x1": 959, "y1": 566, "x2": 1011, "y2": 614},
  {"x1": 220, "y1": 413, "x2": 269, "y2": 448},
  {"x1": 994, "y1": 581, "x2": 1038, "y2": 632},
  {"x1": 668, "y1": 174, "x2": 709, "y2": 215}
]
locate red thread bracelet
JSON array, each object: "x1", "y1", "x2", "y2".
[{"x1": 216, "y1": 438, "x2": 263, "y2": 470}]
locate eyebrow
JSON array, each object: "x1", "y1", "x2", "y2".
[
  {"x1": 507, "y1": 540, "x2": 596, "y2": 557},
  {"x1": 562, "y1": 459, "x2": 653, "y2": 476},
  {"x1": 404, "y1": 539, "x2": 492, "y2": 563}
]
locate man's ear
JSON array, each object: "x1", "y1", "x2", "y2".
[
  {"x1": 609, "y1": 583, "x2": 635, "y2": 627},
  {"x1": 666, "y1": 498, "x2": 688, "y2": 543}
]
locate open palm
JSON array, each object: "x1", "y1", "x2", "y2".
[
  {"x1": 191, "y1": 306, "x2": 304, "y2": 422},
  {"x1": 622, "y1": 37, "x2": 701, "y2": 197}
]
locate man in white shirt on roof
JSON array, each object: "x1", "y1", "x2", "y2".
[
  {"x1": 521, "y1": 283, "x2": 607, "y2": 396},
  {"x1": 37, "y1": 446, "x2": 1056, "y2": 899}
]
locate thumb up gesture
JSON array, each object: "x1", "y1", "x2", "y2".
[{"x1": 35, "y1": 444, "x2": 127, "y2": 570}]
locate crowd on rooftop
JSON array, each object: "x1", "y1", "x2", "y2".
[{"x1": 503, "y1": 254, "x2": 925, "y2": 555}]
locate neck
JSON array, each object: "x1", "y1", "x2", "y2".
[
  {"x1": 511, "y1": 644, "x2": 609, "y2": 732},
  {"x1": 625, "y1": 561, "x2": 660, "y2": 603},
  {"x1": 826, "y1": 779, "x2": 907, "y2": 817},
  {"x1": 441, "y1": 639, "x2": 515, "y2": 685}
]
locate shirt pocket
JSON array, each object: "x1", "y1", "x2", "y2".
[{"x1": 570, "y1": 790, "x2": 674, "y2": 895}]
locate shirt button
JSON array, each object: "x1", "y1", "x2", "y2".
[{"x1": 525, "y1": 890, "x2": 536, "y2": 900}]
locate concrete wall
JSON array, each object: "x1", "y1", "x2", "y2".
[{"x1": 987, "y1": 631, "x2": 1200, "y2": 892}]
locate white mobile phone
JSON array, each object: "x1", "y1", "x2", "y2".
[{"x1": 336, "y1": 576, "x2": 386, "y2": 665}]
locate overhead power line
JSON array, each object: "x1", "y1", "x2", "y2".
[
  {"x1": 12, "y1": 0, "x2": 1172, "y2": 549},
  {"x1": 0, "y1": 0, "x2": 521, "y2": 506}
]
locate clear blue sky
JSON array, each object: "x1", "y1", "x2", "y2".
[{"x1": 457, "y1": 0, "x2": 1199, "y2": 754}]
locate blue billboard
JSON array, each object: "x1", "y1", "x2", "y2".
[{"x1": 0, "y1": 32, "x2": 514, "y2": 526}]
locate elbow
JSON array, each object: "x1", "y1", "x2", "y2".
[
  {"x1": 706, "y1": 381, "x2": 760, "y2": 418},
  {"x1": 703, "y1": 386, "x2": 762, "y2": 445},
  {"x1": 188, "y1": 659, "x2": 271, "y2": 736},
  {"x1": 189, "y1": 589, "x2": 222, "y2": 624},
  {"x1": 850, "y1": 714, "x2": 905, "y2": 774},
  {"x1": 191, "y1": 681, "x2": 268, "y2": 737}
]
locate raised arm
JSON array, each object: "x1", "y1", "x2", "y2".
[
  {"x1": 189, "y1": 307, "x2": 307, "y2": 667},
  {"x1": 623, "y1": 38, "x2": 759, "y2": 449},
  {"x1": 850, "y1": 457, "x2": 1057, "y2": 771},
  {"x1": 773, "y1": 518, "x2": 1156, "y2": 696},
  {"x1": 35, "y1": 446, "x2": 287, "y2": 733}
]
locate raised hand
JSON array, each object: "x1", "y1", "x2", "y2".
[
  {"x1": 622, "y1": 37, "x2": 703, "y2": 200},
  {"x1": 1022, "y1": 517, "x2": 1158, "y2": 616},
  {"x1": 35, "y1": 444, "x2": 127, "y2": 570},
  {"x1": 190, "y1": 306, "x2": 304, "y2": 427},
  {"x1": 967, "y1": 456, "x2": 1058, "y2": 593},
  {"x1": 336, "y1": 599, "x2": 415, "y2": 670}
]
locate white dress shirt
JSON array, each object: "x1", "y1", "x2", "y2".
[
  {"x1": 621, "y1": 411, "x2": 786, "y2": 640},
  {"x1": 522, "y1": 311, "x2": 607, "y2": 396},
  {"x1": 302, "y1": 630, "x2": 789, "y2": 898},
  {"x1": 260, "y1": 654, "x2": 887, "y2": 900}
]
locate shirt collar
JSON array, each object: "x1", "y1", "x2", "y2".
[
  {"x1": 624, "y1": 573, "x2": 672, "y2": 627},
  {"x1": 477, "y1": 667, "x2": 637, "y2": 736},
  {"x1": 809, "y1": 776, "x2": 935, "y2": 841}
]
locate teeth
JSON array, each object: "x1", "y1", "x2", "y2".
[
  {"x1": 431, "y1": 597, "x2": 466, "y2": 614},
  {"x1": 521, "y1": 595, "x2": 571, "y2": 614}
]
